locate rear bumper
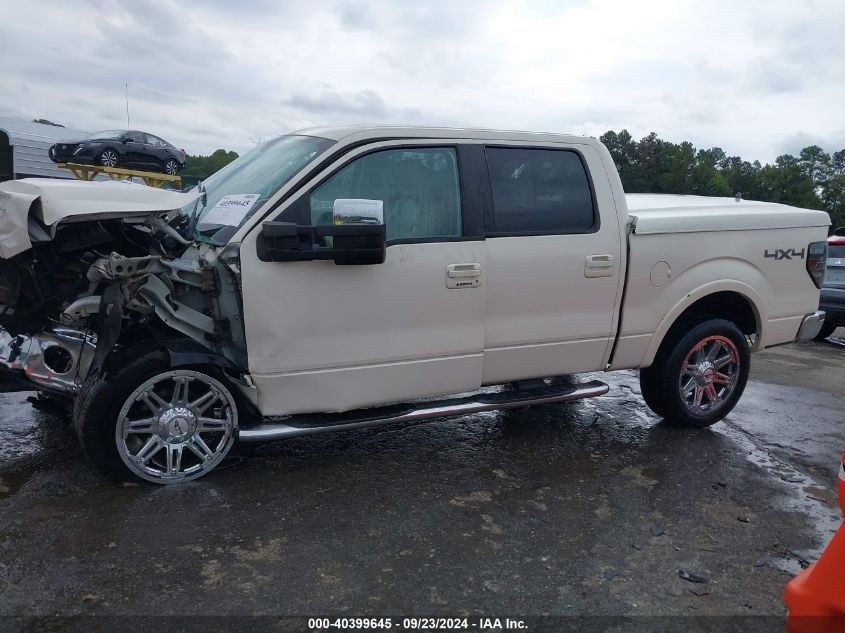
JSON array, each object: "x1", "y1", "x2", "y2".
[
  {"x1": 820, "y1": 286, "x2": 845, "y2": 326},
  {"x1": 795, "y1": 311, "x2": 826, "y2": 342}
]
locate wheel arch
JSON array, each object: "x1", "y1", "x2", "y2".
[
  {"x1": 642, "y1": 281, "x2": 765, "y2": 368},
  {"x1": 98, "y1": 145, "x2": 121, "y2": 163},
  {"x1": 98, "y1": 326, "x2": 261, "y2": 421}
]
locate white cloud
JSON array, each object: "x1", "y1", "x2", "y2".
[{"x1": 1, "y1": 0, "x2": 843, "y2": 161}]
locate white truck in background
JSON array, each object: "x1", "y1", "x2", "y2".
[{"x1": 0, "y1": 126, "x2": 829, "y2": 484}]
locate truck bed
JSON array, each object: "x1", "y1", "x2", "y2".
[{"x1": 627, "y1": 194, "x2": 830, "y2": 234}]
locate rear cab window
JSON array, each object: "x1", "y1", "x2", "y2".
[{"x1": 485, "y1": 146, "x2": 595, "y2": 235}]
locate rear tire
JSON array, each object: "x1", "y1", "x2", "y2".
[
  {"x1": 73, "y1": 348, "x2": 240, "y2": 484},
  {"x1": 813, "y1": 322, "x2": 837, "y2": 341},
  {"x1": 639, "y1": 318, "x2": 750, "y2": 428}
]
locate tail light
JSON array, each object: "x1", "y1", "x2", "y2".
[{"x1": 806, "y1": 240, "x2": 827, "y2": 288}]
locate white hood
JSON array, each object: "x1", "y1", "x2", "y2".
[{"x1": 0, "y1": 178, "x2": 201, "y2": 259}]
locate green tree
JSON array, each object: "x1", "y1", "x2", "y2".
[
  {"x1": 798, "y1": 145, "x2": 831, "y2": 191},
  {"x1": 181, "y1": 148, "x2": 239, "y2": 187},
  {"x1": 636, "y1": 132, "x2": 671, "y2": 193},
  {"x1": 756, "y1": 154, "x2": 819, "y2": 209},
  {"x1": 822, "y1": 149, "x2": 845, "y2": 227},
  {"x1": 598, "y1": 129, "x2": 844, "y2": 226},
  {"x1": 660, "y1": 141, "x2": 696, "y2": 194},
  {"x1": 599, "y1": 129, "x2": 642, "y2": 189},
  {"x1": 719, "y1": 156, "x2": 762, "y2": 200}
]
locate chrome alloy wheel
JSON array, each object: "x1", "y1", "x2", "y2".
[
  {"x1": 100, "y1": 149, "x2": 118, "y2": 167},
  {"x1": 164, "y1": 159, "x2": 179, "y2": 175},
  {"x1": 115, "y1": 370, "x2": 237, "y2": 483},
  {"x1": 678, "y1": 335, "x2": 740, "y2": 415}
]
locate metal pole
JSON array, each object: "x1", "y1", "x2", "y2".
[{"x1": 125, "y1": 83, "x2": 130, "y2": 128}]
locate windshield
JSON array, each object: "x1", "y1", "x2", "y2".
[
  {"x1": 87, "y1": 130, "x2": 125, "y2": 140},
  {"x1": 188, "y1": 134, "x2": 334, "y2": 245}
]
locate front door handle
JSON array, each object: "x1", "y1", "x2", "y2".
[
  {"x1": 446, "y1": 263, "x2": 481, "y2": 288},
  {"x1": 585, "y1": 254, "x2": 615, "y2": 278}
]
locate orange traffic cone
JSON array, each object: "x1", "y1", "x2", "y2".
[{"x1": 784, "y1": 450, "x2": 845, "y2": 633}]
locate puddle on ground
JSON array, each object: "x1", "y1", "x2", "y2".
[{"x1": 716, "y1": 421, "x2": 841, "y2": 573}]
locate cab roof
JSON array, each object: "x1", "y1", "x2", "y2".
[{"x1": 292, "y1": 125, "x2": 598, "y2": 146}]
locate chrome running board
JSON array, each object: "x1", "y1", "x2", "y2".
[{"x1": 238, "y1": 379, "x2": 609, "y2": 442}]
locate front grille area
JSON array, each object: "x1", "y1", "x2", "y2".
[{"x1": 52, "y1": 144, "x2": 78, "y2": 159}]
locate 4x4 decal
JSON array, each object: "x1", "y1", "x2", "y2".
[{"x1": 765, "y1": 248, "x2": 805, "y2": 260}]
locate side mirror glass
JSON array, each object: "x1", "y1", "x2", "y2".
[
  {"x1": 122, "y1": 136, "x2": 132, "y2": 144},
  {"x1": 332, "y1": 198, "x2": 384, "y2": 226}
]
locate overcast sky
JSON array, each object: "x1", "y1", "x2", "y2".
[{"x1": 2, "y1": 0, "x2": 843, "y2": 162}]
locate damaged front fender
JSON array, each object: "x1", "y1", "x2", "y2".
[
  {"x1": 88, "y1": 250, "x2": 242, "y2": 375},
  {"x1": 0, "y1": 179, "x2": 247, "y2": 397},
  {"x1": 136, "y1": 274, "x2": 217, "y2": 343}
]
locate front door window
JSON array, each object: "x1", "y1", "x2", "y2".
[{"x1": 309, "y1": 147, "x2": 462, "y2": 242}]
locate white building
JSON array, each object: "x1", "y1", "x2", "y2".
[{"x1": 0, "y1": 117, "x2": 91, "y2": 181}]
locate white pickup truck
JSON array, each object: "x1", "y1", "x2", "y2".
[{"x1": 0, "y1": 126, "x2": 830, "y2": 484}]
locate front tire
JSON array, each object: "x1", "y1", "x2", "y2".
[
  {"x1": 73, "y1": 349, "x2": 239, "y2": 484},
  {"x1": 639, "y1": 318, "x2": 750, "y2": 428},
  {"x1": 98, "y1": 148, "x2": 119, "y2": 168},
  {"x1": 163, "y1": 158, "x2": 181, "y2": 176}
]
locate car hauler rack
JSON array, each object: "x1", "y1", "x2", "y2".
[{"x1": 57, "y1": 162, "x2": 181, "y2": 189}]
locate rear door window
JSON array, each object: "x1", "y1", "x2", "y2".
[{"x1": 485, "y1": 147, "x2": 595, "y2": 234}]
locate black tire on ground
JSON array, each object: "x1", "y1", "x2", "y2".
[
  {"x1": 813, "y1": 322, "x2": 837, "y2": 341},
  {"x1": 163, "y1": 158, "x2": 181, "y2": 176},
  {"x1": 639, "y1": 318, "x2": 750, "y2": 428},
  {"x1": 72, "y1": 346, "x2": 243, "y2": 482}
]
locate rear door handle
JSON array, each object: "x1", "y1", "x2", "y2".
[
  {"x1": 446, "y1": 263, "x2": 481, "y2": 288},
  {"x1": 585, "y1": 254, "x2": 615, "y2": 278},
  {"x1": 447, "y1": 263, "x2": 481, "y2": 278}
]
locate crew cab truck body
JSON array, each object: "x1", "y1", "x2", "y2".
[{"x1": 0, "y1": 126, "x2": 829, "y2": 484}]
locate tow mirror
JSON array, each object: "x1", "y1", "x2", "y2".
[
  {"x1": 331, "y1": 198, "x2": 384, "y2": 226},
  {"x1": 257, "y1": 199, "x2": 386, "y2": 265}
]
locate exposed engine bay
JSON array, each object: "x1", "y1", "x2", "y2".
[{"x1": 0, "y1": 180, "x2": 247, "y2": 398}]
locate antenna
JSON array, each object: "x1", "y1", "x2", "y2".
[{"x1": 125, "y1": 83, "x2": 130, "y2": 128}]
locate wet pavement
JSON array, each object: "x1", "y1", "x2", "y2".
[{"x1": 0, "y1": 336, "x2": 843, "y2": 618}]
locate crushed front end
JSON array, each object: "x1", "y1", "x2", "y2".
[{"x1": 0, "y1": 179, "x2": 247, "y2": 401}]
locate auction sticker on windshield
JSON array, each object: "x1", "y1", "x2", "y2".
[{"x1": 201, "y1": 194, "x2": 261, "y2": 226}]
